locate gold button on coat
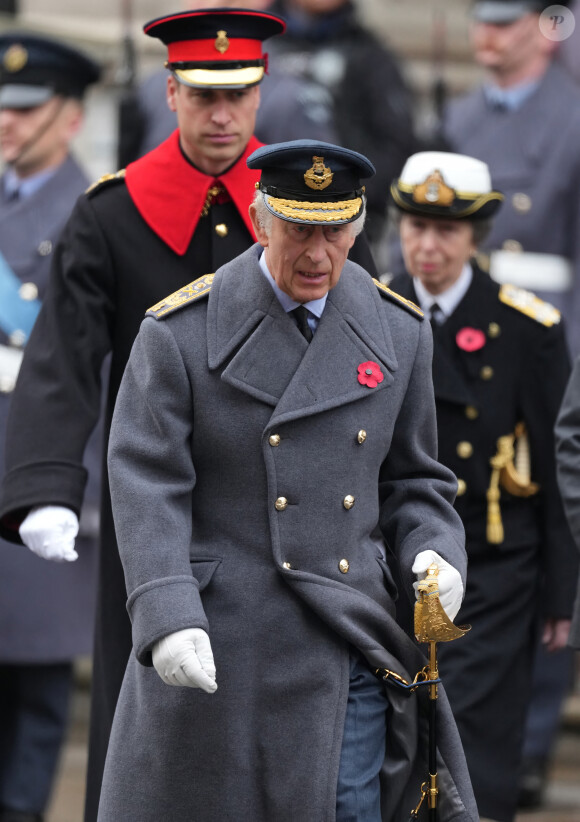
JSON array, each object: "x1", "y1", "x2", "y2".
[
  {"x1": 456, "y1": 479, "x2": 467, "y2": 497},
  {"x1": 269, "y1": 434, "x2": 281, "y2": 447},
  {"x1": 488, "y1": 322, "x2": 501, "y2": 338},
  {"x1": 357, "y1": 430, "x2": 367, "y2": 444},
  {"x1": 343, "y1": 495, "x2": 355, "y2": 510},
  {"x1": 457, "y1": 441, "x2": 473, "y2": 459},
  {"x1": 339, "y1": 558, "x2": 350, "y2": 574},
  {"x1": 465, "y1": 405, "x2": 479, "y2": 420},
  {"x1": 480, "y1": 366, "x2": 494, "y2": 381},
  {"x1": 275, "y1": 497, "x2": 288, "y2": 511},
  {"x1": 215, "y1": 223, "x2": 228, "y2": 237}
]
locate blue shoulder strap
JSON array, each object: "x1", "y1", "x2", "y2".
[{"x1": 0, "y1": 249, "x2": 41, "y2": 343}]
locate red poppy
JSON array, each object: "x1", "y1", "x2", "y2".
[
  {"x1": 456, "y1": 327, "x2": 486, "y2": 352},
  {"x1": 357, "y1": 361, "x2": 384, "y2": 388}
]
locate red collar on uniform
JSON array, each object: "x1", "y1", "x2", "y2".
[{"x1": 125, "y1": 130, "x2": 262, "y2": 256}]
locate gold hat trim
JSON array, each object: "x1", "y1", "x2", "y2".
[
  {"x1": 3, "y1": 44, "x2": 27, "y2": 73},
  {"x1": 304, "y1": 156, "x2": 333, "y2": 191},
  {"x1": 266, "y1": 195, "x2": 362, "y2": 223},
  {"x1": 392, "y1": 182, "x2": 503, "y2": 217},
  {"x1": 412, "y1": 170, "x2": 455, "y2": 206},
  {"x1": 215, "y1": 30, "x2": 230, "y2": 54},
  {"x1": 174, "y1": 65, "x2": 264, "y2": 88}
]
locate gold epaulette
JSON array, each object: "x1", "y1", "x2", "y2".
[
  {"x1": 146, "y1": 273, "x2": 215, "y2": 319},
  {"x1": 85, "y1": 169, "x2": 126, "y2": 196},
  {"x1": 498, "y1": 283, "x2": 560, "y2": 327},
  {"x1": 373, "y1": 279, "x2": 424, "y2": 320}
]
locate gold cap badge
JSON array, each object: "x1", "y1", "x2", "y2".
[
  {"x1": 215, "y1": 30, "x2": 230, "y2": 54},
  {"x1": 304, "y1": 156, "x2": 333, "y2": 191},
  {"x1": 412, "y1": 170, "x2": 455, "y2": 207},
  {"x1": 3, "y1": 44, "x2": 28, "y2": 73}
]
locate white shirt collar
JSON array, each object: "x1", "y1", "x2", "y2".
[
  {"x1": 258, "y1": 250, "x2": 328, "y2": 318},
  {"x1": 413, "y1": 264, "x2": 473, "y2": 319}
]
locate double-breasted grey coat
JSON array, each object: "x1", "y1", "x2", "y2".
[
  {"x1": 101, "y1": 244, "x2": 476, "y2": 821},
  {"x1": 0, "y1": 155, "x2": 99, "y2": 662},
  {"x1": 443, "y1": 62, "x2": 580, "y2": 356}
]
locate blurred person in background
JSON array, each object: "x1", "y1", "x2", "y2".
[
  {"x1": 442, "y1": 0, "x2": 580, "y2": 806},
  {"x1": 0, "y1": 9, "x2": 376, "y2": 822},
  {"x1": 389, "y1": 151, "x2": 577, "y2": 822},
  {"x1": 264, "y1": 0, "x2": 419, "y2": 264},
  {"x1": 0, "y1": 33, "x2": 101, "y2": 822}
]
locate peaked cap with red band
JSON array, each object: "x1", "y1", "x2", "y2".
[{"x1": 143, "y1": 7, "x2": 286, "y2": 89}]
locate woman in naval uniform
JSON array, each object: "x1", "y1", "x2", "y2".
[{"x1": 389, "y1": 151, "x2": 578, "y2": 822}]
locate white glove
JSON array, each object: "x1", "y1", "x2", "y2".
[
  {"x1": 412, "y1": 549, "x2": 464, "y2": 622},
  {"x1": 19, "y1": 505, "x2": 79, "y2": 562},
  {"x1": 152, "y1": 628, "x2": 217, "y2": 693}
]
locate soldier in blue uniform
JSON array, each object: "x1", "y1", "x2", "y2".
[
  {"x1": 0, "y1": 33, "x2": 100, "y2": 822},
  {"x1": 389, "y1": 151, "x2": 578, "y2": 822}
]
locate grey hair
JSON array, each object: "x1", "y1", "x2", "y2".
[{"x1": 252, "y1": 190, "x2": 366, "y2": 238}]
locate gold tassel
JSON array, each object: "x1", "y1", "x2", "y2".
[{"x1": 486, "y1": 435, "x2": 514, "y2": 544}]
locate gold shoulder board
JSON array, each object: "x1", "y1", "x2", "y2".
[
  {"x1": 85, "y1": 169, "x2": 126, "y2": 197},
  {"x1": 146, "y1": 273, "x2": 215, "y2": 320},
  {"x1": 498, "y1": 283, "x2": 560, "y2": 327},
  {"x1": 373, "y1": 279, "x2": 424, "y2": 320}
]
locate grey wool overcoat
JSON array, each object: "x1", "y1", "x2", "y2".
[{"x1": 101, "y1": 244, "x2": 477, "y2": 822}]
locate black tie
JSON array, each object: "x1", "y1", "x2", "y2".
[
  {"x1": 429, "y1": 303, "x2": 445, "y2": 326},
  {"x1": 291, "y1": 305, "x2": 313, "y2": 342}
]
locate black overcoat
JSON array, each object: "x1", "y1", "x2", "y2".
[
  {"x1": 0, "y1": 131, "x2": 377, "y2": 820},
  {"x1": 391, "y1": 264, "x2": 578, "y2": 822}
]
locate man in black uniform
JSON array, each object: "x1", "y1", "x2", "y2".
[
  {"x1": 389, "y1": 150, "x2": 577, "y2": 822},
  {"x1": 0, "y1": 8, "x2": 375, "y2": 822}
]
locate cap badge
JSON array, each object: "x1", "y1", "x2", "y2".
[
  {"x1": 3, "y1": 44, "x2": 28, "y2": 73},
  {"x1": 214, "y1": 30, "x2": 230, "y2": 54},
  {"x1": 412, "y1": 170, "x2": 454, "y2": 207},
  {"x1": 304, "y1": 156, "x2": 333, "y2": 191}
]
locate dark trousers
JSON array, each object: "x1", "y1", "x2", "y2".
[
  {"x1": 0, "y1": 663, "x2": 73, "y2": 814},
  {"x1": 336, "y1": 655, "x2": 389, "y2": 821}
]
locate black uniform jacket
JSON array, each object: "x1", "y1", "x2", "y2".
[
  {"x1": 391, "y1": 264, "x2": 577, "y2": 618},
  {"x1": 0, "y1": 129, "x2": 377, "y2": 821}
]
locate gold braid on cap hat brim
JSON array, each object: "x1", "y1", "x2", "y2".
[
  {"x1": 266, "y1": 195, "x2": 362, "y2": 222},
  {"x1": 391, "y1": 183, "x2": 503, "y2": 217}
]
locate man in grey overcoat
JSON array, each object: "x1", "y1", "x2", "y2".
[
  {"x1": 0, "y1": 33, "x2": 101, "y2": 822},
  {"x1": 101, "y1": 140, "x2": 477, "y2": 821}
]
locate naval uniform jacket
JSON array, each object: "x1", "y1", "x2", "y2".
[
  {"x1": 443, "y1": 62, "x2": 580, "y2": 356},
  {"x1": 390, "y1": 264, "x2": 577, "y2": 822},
  {"x1": 0, "y1": 130, "x2": 378, "y2": 821},
  {"x1": 99, "y1": 244, "x2": 476, "y2": 822},
  {"x1": 0, "y1": 154, "x2": 99, "y2": 663}
]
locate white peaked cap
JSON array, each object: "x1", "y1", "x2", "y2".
[{"x1": 399, "y1": 152, "x2": 493, "y2": 194}]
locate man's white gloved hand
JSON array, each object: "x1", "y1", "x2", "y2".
[
  {"x1": 412, "y1": 549, "x2": 464, "y2": 622},
  {"x1": 19, "y1": 505, "x2": 79, "y2": 562},
  {"x1": 152, "y1": 628, "x2": 217, "y2": 693}
]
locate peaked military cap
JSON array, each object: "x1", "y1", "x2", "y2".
[
  {"x1": 144, "y1": 7, "x2": 286, "y2": 89},
  {"x1": 391, "y1": 151, "x2": 503, "y2": 220},
  {"x1": 0, "y1": 33, "x2": 100, "y2": 109},
  {"x1": 471, "y1": 0, "x2": 570, "y2": 23},
  {"x1": 248, "y1": 139, "x2": 376, "y2": 225}
]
